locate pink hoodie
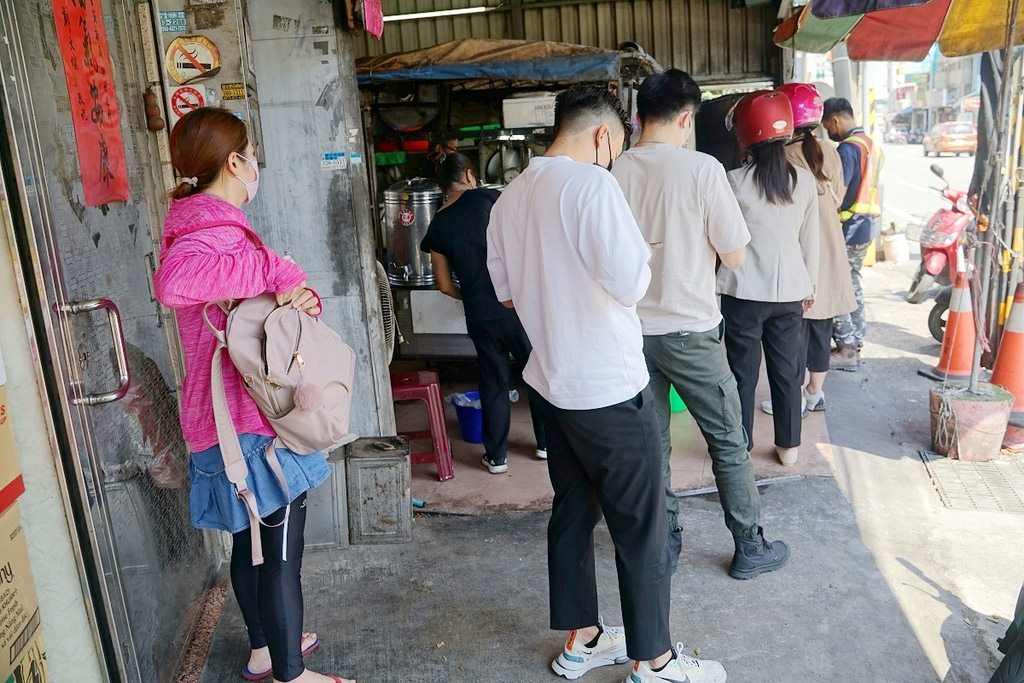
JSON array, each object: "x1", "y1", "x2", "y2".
[{"x1": 153, "y1": 193, "x2": 306, "y2": 452}]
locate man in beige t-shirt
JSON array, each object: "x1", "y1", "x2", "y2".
[{"x1": 613, "y1": 69, "x2": 789, "y2": 580}]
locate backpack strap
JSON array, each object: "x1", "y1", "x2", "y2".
[{"x1": 206, "y1": 302, "x2": 293, "y2": 566}]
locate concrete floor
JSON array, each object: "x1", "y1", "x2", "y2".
[
  {"x1": 403, "y1": 371, "x2": 831, "y2": 515},
  {"x1": 200, "y1": 476, "x2": 937, "y2": 683},
  {"x1": 196, "y1": 147, "x2": 1024, "y2": 681}
]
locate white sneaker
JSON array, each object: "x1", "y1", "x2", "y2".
[
  {"x1": 551, "y1": 617, "x2": 629, "y2": 680},
  {"x1": 759, "y1": 397, "x2": 808, "y2": 417},
  {"x1": 803, "y1": 389, "x2": 826, "y2": 412},
  {"x1": 625, "y1": 643, "x2": 726, "y2": 683},
  {"x1": 481, "y1": 455, "x2": 508, "y2": 474},
  {"x1": 535, "y1": 449, "x2": 548, "y2": 460}
]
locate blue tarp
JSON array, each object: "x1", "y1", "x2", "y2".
[
  {"x1": 358, "y1": 53, "x2": 619, "y2": 85},
  {"x1": 356, "y1": 38, "x2": 626, "y2": 86}
]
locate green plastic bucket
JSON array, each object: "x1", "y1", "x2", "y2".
[{"x1": 669, "y1": 386, "x2": 687, "y2": 413}]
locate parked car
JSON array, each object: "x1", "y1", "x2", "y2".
[
  {"x1": 923, "y1": 121, "x2": 977, "y2": 157},
  {"x1": 885, "y1": 128, "x2": 908, "y2": 144}
]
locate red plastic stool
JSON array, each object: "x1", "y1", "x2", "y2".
[{"x1": 390, "y1": 371, "x2": 455, "y2": 482}]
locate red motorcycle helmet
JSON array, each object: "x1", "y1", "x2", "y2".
[
  {"x1": 726, "y1": 90, "x2": 794, "y2": 150},
  {"x1": 776, "y1": 82, "x2": 823, "y2": 129}
]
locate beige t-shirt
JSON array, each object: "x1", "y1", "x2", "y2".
[{"x1": 613, "y1": 144, "x2": 750, "y2": 335}]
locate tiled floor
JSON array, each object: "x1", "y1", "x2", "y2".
[{"x1": 398, "y1": 371, "x2": 834, "y2": 514}]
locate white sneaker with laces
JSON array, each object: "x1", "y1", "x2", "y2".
[
  {"x1": 551, "y1": 617, "x2": 629, "y2": 680},
  {"x1": 625, "y1": 643, "x2": 727, "y2": 683}
]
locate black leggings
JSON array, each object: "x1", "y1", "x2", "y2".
[{"x1": 231, "y1": 493, "x2": 308, "y2": 681}]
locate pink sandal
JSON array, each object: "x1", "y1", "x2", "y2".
[{"x1": 240, "y1": 635, "x2": 320, "y2": 681}]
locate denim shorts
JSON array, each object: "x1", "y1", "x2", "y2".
[{"x1": 189, "y1": 433, "x2": 331, "y2": 533}]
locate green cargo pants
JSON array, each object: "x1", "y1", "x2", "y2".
[{"x1": 643, "y1": 325, "x2": 761, "y2": 540}]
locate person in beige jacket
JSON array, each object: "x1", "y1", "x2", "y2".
[
  {"x1": 719, "y1": 90, "x2": 820, "y2": 467},
  {"x1": 761, "y1": 83, "x2": 856, "y2": 418}
]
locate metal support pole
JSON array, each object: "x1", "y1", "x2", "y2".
[
  {"x1": 971, "y1": 0, "x2": 1022, "y2": 393},
  {"x1": 832, "y1": 42, "x2": 854, "y2": 102}
]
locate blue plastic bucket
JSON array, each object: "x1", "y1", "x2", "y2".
[{"x1": 454, "y1": 390, "x2": 484, "y2": 443}]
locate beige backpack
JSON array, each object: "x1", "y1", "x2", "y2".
[{"x1": 205, "y1": 294, "x2": 357, "y2": 565}]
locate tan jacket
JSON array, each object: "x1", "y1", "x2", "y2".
[{"x1": 784, "y1": 139, "x2": 856, "y2": 319}]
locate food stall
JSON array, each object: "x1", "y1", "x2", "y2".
[{"x1": 356, "y1": 38, "x2": 660, "y2": 358}]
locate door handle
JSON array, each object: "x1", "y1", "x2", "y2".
[{"x1": 57, "y1": 298, "x2": 132, "y2": 406}]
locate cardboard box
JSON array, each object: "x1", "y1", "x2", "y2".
[
  {"x1": 0, "y1": 348, "x2": 25, "y2": 516},
  {"x1": 3, "y1": 631, "x2": 45, "y2": 683},
  {"x1": 502, "y1": 93, "x2": 557, "y2": 129},
  {"x1": 0, "y1": 504, "x2": 42, "y2": 681}
]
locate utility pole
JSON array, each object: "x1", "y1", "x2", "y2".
[{"x1": 832, "y1": 42, "x2": 854, "y2": 102}]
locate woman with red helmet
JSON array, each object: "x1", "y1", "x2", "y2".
[
  {"x1": 758, "y1": 83, "x2": 855, "y2": 419},
  {"x1": 718, "y1": 90, "x2": 820, "y2": 466}
]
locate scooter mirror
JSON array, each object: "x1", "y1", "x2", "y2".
[{"x1": 930, "y1": 164, "x2": 945, "y2": 179}]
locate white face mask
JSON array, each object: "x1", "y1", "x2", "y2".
[{"x1": 232, "y1": 152, "x2": 259, "y2": 203}]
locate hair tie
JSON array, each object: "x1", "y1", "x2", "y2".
[{"x1": 179, "y1": 176, "x2": 198, "y2": 187}]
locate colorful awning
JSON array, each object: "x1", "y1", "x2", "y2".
[{"x1": 775, "y1": 0, "x2": 1024, "y2": 59}]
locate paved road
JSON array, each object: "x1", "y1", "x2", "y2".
[{"x1": 880, "y1": 142, "x2": 975, "y2": 240}]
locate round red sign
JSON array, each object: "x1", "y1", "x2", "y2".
[{"x1": 398, "y1": 208, "x2": 416, "y2": 227}]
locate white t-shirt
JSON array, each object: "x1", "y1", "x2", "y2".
[
  {"x1": 612, "y1": 144, "x2": 750, "y2": 335},
  {"x1": 486, "y1": 155, "x2": 652, "y2": 411}
]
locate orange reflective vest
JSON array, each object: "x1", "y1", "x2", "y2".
[{"x1": 838, "y1": 131, "x2": 883, "y2": 222}]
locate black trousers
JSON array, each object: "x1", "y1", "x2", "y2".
[
  {"x1": 231, "y1": 493, "x2": 308, "y2": 682},
  {"x1": 805, "y1": 318, "x2": 834, "y2": 373},
  {"x1": 533, "y1": 387, "x2": 671, "y2": 662},
  {"x1": 721, "y1": 296, "x2": 805, "y2": 451},
  {"x1": 466, "y1": 314, "x2": 546, "y2": 463}
]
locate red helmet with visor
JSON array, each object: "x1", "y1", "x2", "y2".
[{"x1": 726, "y1": 90, "x2": 794, "y2": 150}]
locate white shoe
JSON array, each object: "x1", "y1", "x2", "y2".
[
  {"x1": 481, "y1": 455, "x2": 508, "y2": 474},
  {"x1": 535, "y1": 449, "x2": 548, "y2": 460},
  {"x1": 803, "y1": 389, "x2": 826, "y2": 412},
  {"x1": 551, "y1": 617, "x2": 629, "y2": 680},
  {"x1": 759, "y1": 397, "x2": 808, "y2": 417},
  {"x1": 625, "y1": 643, "x2": 726, "y2": 683},
  {"x1": 775, "y1": 446, "x2": 799, "y2": 467}
]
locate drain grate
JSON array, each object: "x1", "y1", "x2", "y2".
[{"x1": 919, "y1": 451, "x2": 1024, "y2": 514}]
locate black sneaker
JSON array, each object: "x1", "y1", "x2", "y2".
[{"x1": 481, "y1": 455, "x2": 508, "y2": 474}]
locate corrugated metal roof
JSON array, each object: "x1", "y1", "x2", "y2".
[{"x1": 354, "y1": 0, "x2": 778, "y2": 84}]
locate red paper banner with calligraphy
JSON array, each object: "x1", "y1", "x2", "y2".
[{"x1": 53, "y1": 0, "x2": 130, "y2": 206}]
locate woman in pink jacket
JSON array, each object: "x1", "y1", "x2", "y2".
[{"x1": 153, "y1": 108, "x2": 353, "y2": 683}]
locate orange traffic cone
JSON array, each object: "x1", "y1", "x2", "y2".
[
  {"x1": 991, "y1": 283, "x2": 1024, "y2": 449},
  {"x1": 919, "y1": 271, "x2": 976, "y2": 382}
]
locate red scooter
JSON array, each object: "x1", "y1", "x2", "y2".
[{"x1": 905, "y1": 163, "x2": 972, "y2": 304}]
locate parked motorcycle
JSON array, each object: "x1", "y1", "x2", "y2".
[
  {"x1": 928, "y1": 285, "x2": 952, "y2": 342},
  {"x1": 905, "y1": 164, "x2": 972, "y2": 304}
]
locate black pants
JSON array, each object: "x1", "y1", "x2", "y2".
[
  {"x1": 805, "y1": 318, "x2": 834, "y2": 373},
  {"x1": 533, "y1": 387, "x2": 671, "y2": 662},
  {"x1": 231, "y1": 493, "x2": 308, "y2": 682},
  {"x1": 467, "y1": 314, "x2": 546, "y2": 463},
  {"x1": 721, "y1": 296, "x2": 805, "y2": 451}
]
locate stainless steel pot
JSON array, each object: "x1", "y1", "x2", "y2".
[{"x1": 384, "y1": 178, "x2": 443, "y2": 286}]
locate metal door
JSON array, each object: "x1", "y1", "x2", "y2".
[{"x1": 0, "y1": 1, "x2": 216, "y2": 680}]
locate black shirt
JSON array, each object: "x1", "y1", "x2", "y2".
[{"x1": 420, "y1": 188, "x2": 513, "y2": 323}]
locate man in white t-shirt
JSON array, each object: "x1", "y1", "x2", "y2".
[
  {"x1": 613, "y1": 69, "x2": 790, "y2": 581},
  {"x1": 488, "y1": 85, "x2": 726, "y2": 683}
]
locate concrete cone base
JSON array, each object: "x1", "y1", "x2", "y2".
[
  {"x1": 918, "y1": 367, "x2": 973, "y2": 382},
  {"x1": 930, "y1": 383, "x2": 1015, "y2": 461}
]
